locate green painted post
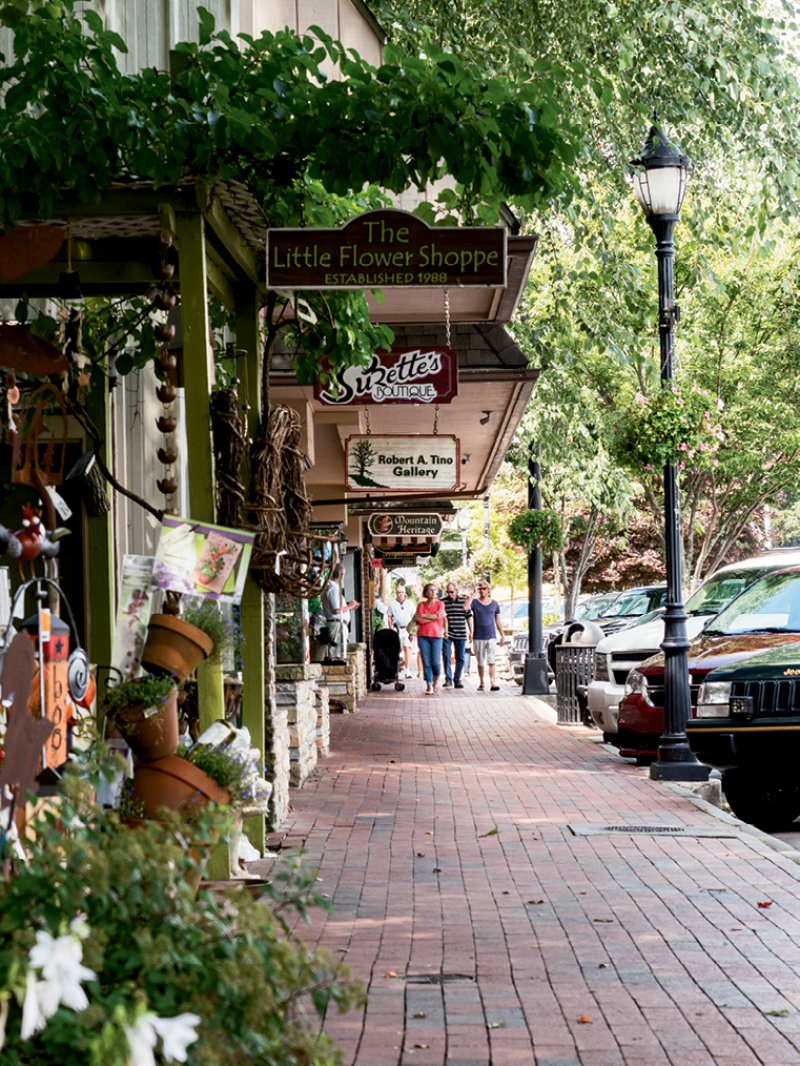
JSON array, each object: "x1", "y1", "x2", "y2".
[
  {"x1": 236, "y1": 286, "x2": 266, "y2": 855},
  {"x1": 83, "y1": 371, "x2": 114, "y2": 671},
  {"x1": 176, "y1": 208, "x2": 227, "y2": 879}
]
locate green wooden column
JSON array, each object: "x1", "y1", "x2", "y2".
[
  {"x1": 175, "y1": 209, "x2": 225, "y2": 732},
  {"x1": 236, "y1": 285, "x2": 265, "y2": 855},
  {"x1": 84, "y1": 370, "x2": 114, "y2": 670}
]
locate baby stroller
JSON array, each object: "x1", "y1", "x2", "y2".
[{"x1": 371, "y1": 628, "x2": 405, "y2": 692}]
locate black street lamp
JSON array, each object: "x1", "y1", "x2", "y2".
[{"x1": 630, "y1": 116, "x2": 707, "y2": 782}]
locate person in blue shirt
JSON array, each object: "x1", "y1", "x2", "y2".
[{"x1": 463, "y1": 581, "x2": 505, "y2": 691}]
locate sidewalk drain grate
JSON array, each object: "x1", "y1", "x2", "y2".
[
  {"x1": 570, "y1": 824, "x2": 737, "y2": 838},
  {"x1": 405, "y1": 974, "x2": 475, "y2": 984}
]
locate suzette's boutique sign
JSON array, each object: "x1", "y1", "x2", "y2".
[
  {"x1": 267, "y1": 210, "x2": 506, "y2": 290},
  {"x1": 345, "y1": 435, "x2": 459, "y2": 493},
  {"x1": 315, "y1": 347, "x2": 458, "y2": 406}
]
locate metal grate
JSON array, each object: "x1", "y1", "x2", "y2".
[
  {"x1": 570, "y1": 824, "x2": 737, "y2": 838},
  {"x1": 405, "y1": 974, "x2": 475, "y2": 985}
]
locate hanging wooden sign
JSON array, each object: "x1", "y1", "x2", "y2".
[
  {"x1": 267, "y1": 210, "x2": 506, "y2": 290},
  {"x1": 315, "y1": 347, "x2": 458, "y2": 405},
  {"x1": 345, "y1": 435, "x2": 460, "y2": 493},
  {"x1": 368, "y1": 513, "x2": 444, "y2": 537}
]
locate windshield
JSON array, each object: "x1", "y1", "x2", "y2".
[
  {"x1": 686, "y1": 566, "x2": 779, "y2": 616},
  {"x1": 575, "y1": 596, "x2": 616, "y2": 620},
  {"x1": 603, "y1": 589, "x2": 663, "y2": 618},
  {"x1": 705, "y1": 571, "x2": 800, "y2": 635}
]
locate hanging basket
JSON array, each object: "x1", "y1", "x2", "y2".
[
  {"x1": 106, "y1": 687, "x2": 179, "y2": 762},
  {"x1": 130, "y1": 754, "x2": 231, "y2": 819},
  {"x1": 141, "y1": 614, "x2": 215, "y2": 680}
]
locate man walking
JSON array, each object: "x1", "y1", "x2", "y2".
[
  {"x1": 441, "y1": 582, "x2": 472, "y2": 688},
  {"x1": 386, "y1": 583, "x2": 416, "y2": 679},
  {"x1": 464, "y1": 581, "x2": 505, "y2": 691}
]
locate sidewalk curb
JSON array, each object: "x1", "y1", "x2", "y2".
[{"x1": 664, "y1": 780, "x2": 800, "y2": 865}]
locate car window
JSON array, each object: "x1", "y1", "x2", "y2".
[
  {"x1": 604, "y1": 591, "x2": 651, "y2": 617},
  {"x1": 577, "y1": 596, "x2": 616, "y2": 620},
  {"x1": 686, "y1": 566, "x2": 777, "y2": 616},
  {"x1": 706, "y1": 571, "x2": 800, "y2": 634}
]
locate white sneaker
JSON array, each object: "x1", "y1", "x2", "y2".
[{"x1": 404, "y1": 671, "x2": 413, "y2": 679}]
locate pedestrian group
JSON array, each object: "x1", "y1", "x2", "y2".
[{"x1": 385, "y1": 579, "x2": 505, "y2": 695}]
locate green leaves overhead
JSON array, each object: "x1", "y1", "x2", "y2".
[{"x1": 0, "y1": 3, "x2": 580, "y2": 234}]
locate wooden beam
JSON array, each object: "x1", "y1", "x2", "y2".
[
  {"x1": 196, "y1": 181, "x2": 264, "y2": 295},
  {"x1": 236, "y1": 282, "x2": 266, "y2": 856},
  {"x1": 83, "y1": 371, "x2": 114, "y2": 669},
  {"x1": 175, "y1": 211, "x2": 216, "y2": 522}
]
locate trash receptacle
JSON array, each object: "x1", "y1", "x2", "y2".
[{"x1": 554, "y1": 621, "x2": 603, "y2": 725}]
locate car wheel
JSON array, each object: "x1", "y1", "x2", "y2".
[
  {"x1": 602, "y1": 732, "x2": 620, "y2": 747},
  {"x1": 721, "y1": 771, "x2": 800, "y2": 831}
]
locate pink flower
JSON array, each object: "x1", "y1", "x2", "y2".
[{"x1": 634, "y1": 392, "x2": 649, "y2": 404}]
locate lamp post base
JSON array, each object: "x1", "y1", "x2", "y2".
[
  {"x1": 649, "y1": 759, "x2": 709, "y2": 782},
  {"x1": 522, "y1": 654, "x2": 549, "y2": 695}
]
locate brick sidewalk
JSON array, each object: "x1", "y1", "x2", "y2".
[{"x1": 278, "y1": 677, "x2": 800, "y2": 1066}]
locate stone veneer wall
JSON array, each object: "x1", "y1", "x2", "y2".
[
  {"x1": 275, "y1": 663, "x2": 322, "y2": 788},
  {"x1": 315, "y1": 685, "x2": 330, "y2": 757},
  {"x1": 263, "y1": 593, "x2": 289, "y2": 830},
  {"x1": 320, "y1": 643, "x2": 367, "y2": 713}
]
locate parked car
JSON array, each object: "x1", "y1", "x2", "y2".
[
  {"x1": 591, "y1": 584, "x2": 668, "y2": 637},
  {"x1": 686, "y1": 566, "x2": 800, "y2": 829},
  {"x1": 497, "y1": 597, "x2": 557, "y2": 634},
  {"x1": 510, "y1": 592, "x2": 621, "y2": 682},
  {"x1": 588, "y1": 552, "x2": 800, "y2": 741},
  {"x1": 618, "y1": 562, "x2": 800, "y2": 767}
]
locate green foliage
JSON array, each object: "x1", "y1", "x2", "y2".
[
  {"x1": 181, "y1": 600, "x2": 240, "y2": 665},
  {"x1": 469, "y1": 545, "x2": 507, "y2": 582},
  {"x1": 507, "y1": 509, "x2": 564, "y2": 555},
  {"x1": 0, "y1": 768, "x2": 363, "y2": 1066},
  {"x1": 103, "y1": 673, "x2": 176, "y2": 718},
  {"x1": 177, "y1": 739, "x2": 260, "y2": 807},
  {"x1": 610, "y1": 383, "x2": 724, "y2": 474}
]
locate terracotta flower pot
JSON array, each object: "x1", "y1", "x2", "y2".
[
  {"x1": 130, "y1": 753, "x2": 230, "y2": 819},
  {"x1": 141, "y1": 614, "x2": 215, "y2": 680},
  {"x1": 109, "y1": 688, "x2": 179, "y2": 761}
]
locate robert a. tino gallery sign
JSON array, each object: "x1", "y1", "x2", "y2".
[
  {"x1": 345, "y1": 435, "x2": 460, "y2": 493},
  {"x1": 315, "y1": 347, "x2": 458, "y2": 406}
]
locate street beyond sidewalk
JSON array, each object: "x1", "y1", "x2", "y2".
[{"x1": 279, "y1": 679, "x2": 800, "y2": 1066}]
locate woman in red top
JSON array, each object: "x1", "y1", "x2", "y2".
[{"x1": 414, "y1": 582, "x2": 448, "y2": 695}]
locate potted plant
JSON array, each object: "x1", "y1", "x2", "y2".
[
  {"x1": 103, "y1": 673, "x2": 179, "y2": 762},
  {"x1": 140, "y1": 612, "x2": 215, "y2": 680},
  {"x1": 180, "y1": 598, "x2": 239, "y2": 665}
]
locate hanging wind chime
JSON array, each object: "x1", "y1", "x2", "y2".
[{"x1": 151, "y1": 233, "x2": 180, "y2": 514}]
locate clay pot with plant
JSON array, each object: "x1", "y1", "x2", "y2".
[
  {"x1": 141, "y1": 613, "x2": 215, "y2": 681},
  {"x1": 103, "y1": 673, "x2": 180, "y2": 762}
]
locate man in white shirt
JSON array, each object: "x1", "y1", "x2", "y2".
[
  {"x1": 321, "y1": 564, "x2": 359, "y2": 653},
  {"x1": 386, "y1": 583, "x2": 416, "y2": 679}
]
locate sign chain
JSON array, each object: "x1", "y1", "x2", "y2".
[
  {"x1": 444, "y1": 288, "x2": 451, "y2": 347},
  {"x1": 365, "y1": 408, "x2": 371, "y2": 436},
  {"x1": 433, "y1": 403, "x2": 439, "y2": 435}
]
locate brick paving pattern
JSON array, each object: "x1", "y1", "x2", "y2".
[{"x1": 280, "y1": 678, "x2": 800, "y2": 1065}]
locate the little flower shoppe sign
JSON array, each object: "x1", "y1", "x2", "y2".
[
  {"x1": 267, "y1": 210, "x2": 506, "y2": 290},
  {"x1": 345, "y1": 436, "x2": 460, "y2": 492}
]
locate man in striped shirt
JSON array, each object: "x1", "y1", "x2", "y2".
[{"x1": 441, "y1": 583, "x2": 473, "y2": 688}]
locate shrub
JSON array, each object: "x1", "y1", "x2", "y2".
[{"x1": 0, "y1": 763, "x2": 364, "y2": 1065}]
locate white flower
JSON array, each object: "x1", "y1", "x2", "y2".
[
  {"x1": 124, "y1": 1013, "x2": 158, "y2": 1066},
  {"x1": 125, "y1": 1011, "x2": 199, "y2": 1066},
  {"x1": 28, "y1": 929, "x2": 96, "y2": 1017},
  {"x1": 0, "y1": 997, "x2": 9, "y2": 1051},
  {"x1": 152, "y1": 1013, "x2": 201, "y2": 1062},
  {"x1": 20, "y1": 969, "x2": 46, "y2": 1040}
]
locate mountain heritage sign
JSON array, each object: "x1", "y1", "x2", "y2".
[
  {"x1": 368, "y1": 513, "x2": 444, "y2": 537},
  {"x1": 266, "y1": 210, "x2": 506, "y2": 290},
  {"x1": 345, "y1": 435, "x2": 460, "y2": 493},
  {"x1": 315, "y1": 347, "x2": 458, "y2": 405}
]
